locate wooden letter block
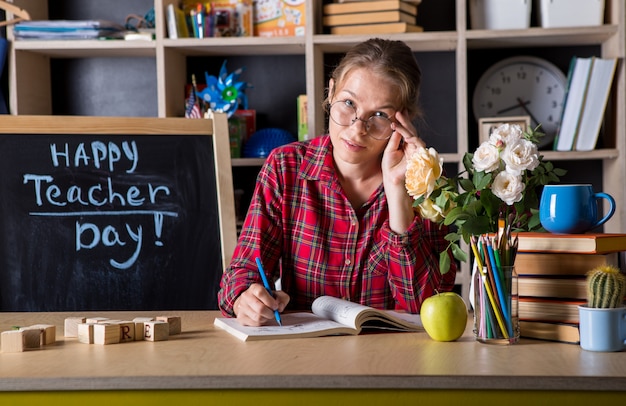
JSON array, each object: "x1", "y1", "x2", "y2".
[
  {"x1": 157, "y1": 316, "x2": 182, "y2": 335},
  {"x1": 26, "y1": 324, "x2": 56, "y2": 345},
  {"x1": 1, "y1": 330, "x2": 24, "y2": 352},
  {"x1": 86, "y1": 317, "x2": 110, "y2": 324},
  {"x1": 64, "y1": 317, "x2": 86, "y2": 337},
  {"x1": 116, "y1": 321, "x2": 135, "y2": 343},
  {"x1": 1, "y1": 329, "x2": 41, "y2": 352},
  {"x1": 21, "y1": 328, "x2": 42, "y2": 349},
  {"x1": 133, "y1": 317, "x2": 155, "y2": 340},
  {"x1": 77, "y1": 323, "x2": 95, "y2": 344},
  {"x1": 144, "y1": 321, "x2": 169, "y2": 342},
  {"x1": 93, "y1": 324, "x2": 120, "y2": 345}
]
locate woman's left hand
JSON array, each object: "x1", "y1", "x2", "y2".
[{"x1": 382, "y1": 110, "x2": 425, "y2": 186}]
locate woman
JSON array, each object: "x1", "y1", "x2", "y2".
[{"x1": 218, "y1": 38, "x2": 456, "y2": 326}]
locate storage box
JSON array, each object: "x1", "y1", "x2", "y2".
[
  {"x1": 537, "y1": 0, "x2": 604, "y2": 28},
  {"x1": 253, "y1": 0, "x2": 306, "y2": 37},
  {"x1": 469, "y1": 0, "x2": 531, "y2": 30}
]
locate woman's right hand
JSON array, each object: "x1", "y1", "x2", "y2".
[{"x1": 233, "y1": 283, "x2": 290, "y2": 326}]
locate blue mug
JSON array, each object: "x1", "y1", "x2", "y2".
[
  {"x1": 539, "y1": 184, "x2": 615, "y2": 234},
  {"x1": 578, "y1": 306, "x2": 626, "y2": 352}
]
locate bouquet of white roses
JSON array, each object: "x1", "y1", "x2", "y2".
[{"x1": 406, "y1": 124, "x2": 566, "y2": 273}]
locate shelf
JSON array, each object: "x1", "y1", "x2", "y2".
[
  {"x1": 231, "y1": 158, "x2": 266, "y2": 167},
  {"x1": 466, "y1": 25, "x2": 619, "y2": 49},
  {"x1": 540, "y1": 149, "x2": 619, "y2": 161},
  {"x1": 163, "y1": 36, "x2": 306, "y2": 56},
  {"x1": 313, "y1": 31, "x2": 458, "y2": 53},
  {"x1": 12, "y1": 39, "x2": 157, "y2": 57}
]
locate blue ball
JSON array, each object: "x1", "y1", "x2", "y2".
[{"x1": 243, "y1": 128, "x2": 296, "y2": 158}]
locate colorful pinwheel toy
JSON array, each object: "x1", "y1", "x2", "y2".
[{"x1": 196, "y1": 60, "x2": 251, "y2": 117}]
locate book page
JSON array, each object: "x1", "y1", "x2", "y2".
[
  {"x1": 214, "y1": 313, "x2": 356, "y2": 341},
  {"x1": 311, "y1": 296, "x2": 423, "y2": 331},
  {"x1": 311, "y1": 296, "x2": 372, "y2": 329}
]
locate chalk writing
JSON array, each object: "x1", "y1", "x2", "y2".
[{"x1": 23, "y1": 140, "x2": 176, "y2": 270}]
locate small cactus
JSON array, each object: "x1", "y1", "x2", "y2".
[{"x1": 586, "y1": 265, "x2": 626, "y2": 308}]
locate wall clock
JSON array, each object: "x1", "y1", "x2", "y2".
[{"x1": 472, "y1": 56, "x2": 567, "y2": 148}]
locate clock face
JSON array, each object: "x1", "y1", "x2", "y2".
[{"x1": 472, "y1": 56, "x2": 567, "y2": 147}]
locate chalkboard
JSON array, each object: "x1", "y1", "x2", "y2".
[{"x1": 0, "y1": 115, "x2": 237, "y2": 311}]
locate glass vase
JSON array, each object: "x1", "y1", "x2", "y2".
[{"x1": 473, "y1": 264, "x2": 519, "y2": 344}]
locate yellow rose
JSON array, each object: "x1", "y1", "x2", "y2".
[
  {"x1": 405, "y1": 147, "x2": 443, "y2": 199},
  {"x1": 418, "y1": 198, "x2": 445, "y2": 223}
]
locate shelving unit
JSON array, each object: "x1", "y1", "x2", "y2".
[{"x1": 5, "y1": 0, "x2": 626, "y2": 299}]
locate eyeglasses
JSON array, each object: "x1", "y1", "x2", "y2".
[{"x1": 329, "y1": 100, "x2": 395, "y2": 140}]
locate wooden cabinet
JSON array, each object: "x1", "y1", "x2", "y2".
[{"x1": 6, "y1": 0, "x2": 626, "y2": 296}]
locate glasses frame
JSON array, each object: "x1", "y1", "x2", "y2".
[{"x1": 328, "y1": 100, "x2": 395, "y2": 141}]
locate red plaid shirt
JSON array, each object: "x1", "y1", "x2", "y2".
[{"x1": 218, "y1": 135, "x2": 456, "y2": 317}]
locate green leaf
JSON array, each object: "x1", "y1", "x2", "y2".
[
  {"x1": 462, "y1": 215, "x2": 492, "y2": 235},
  {"x1": 439, "y1": 251, "x2": 451, "y2": 274},
  {"x1": 412, "y1": 195, "x2": 425, "y2": 207},
  {"x1": 451, "y1": 243, "x2": 468, "y2": 262},
  {"x1": 473, "y1": 171, "x2": 492, "y2": 190},
  {"x1": 459, "y1": 178, "x2": 475, "y2": 192},
  {"x1": 528, "y1": 212, "x2": 541, "y2": 229}
]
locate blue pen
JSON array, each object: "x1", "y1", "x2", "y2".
[{"x1": 255, "y1": 257, "x2": 282, "y2": 326}]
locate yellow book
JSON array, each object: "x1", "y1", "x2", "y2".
[
  {"x1": 323, "y1": 10, "x2": 416, "y2": 27},
  {"x1": 324, "y1": 0, "x2": 418, "y2": 16},
  {"x1": 331, "y1": 22, "x2": 423, "y2": 35},
  {"x1": 520, "y1": 320, "x2": 580, "y2": 344}
]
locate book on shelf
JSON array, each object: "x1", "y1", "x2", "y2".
[
  {"x1": 166, "y1": 3, "x2": 190, "y2": 39},
  {"x1": 518, "y1": 277, "x2": 587, "y2": 300},
  {"x1": 323, "y1": 0, "x2": 419, "y2": 16},
  {"x1": 519, "y1": 297, "x2": 585, "y2": 324},
  {"x1": 554, "y1": 56, "x2": 593, "y2": 151},
  {"x1": 214, "y1": 295, "x2": 423, "y2": 342},
  {"x1": 297, "y1": 94, "x2": 308, "y2": 141},
  {"x1": 322, "y1": 10, "x2": 416, "y2": 27},
  {"x1": 515, "y1": 232, "x2": 626, "y2": 254},
  {"x1": 574, "y1": 57, "x2": 617, "y2": 151},
  {"x1": 515, "y1": 252, "x2": 619, "y2": 276},
  {"x1": 519, "y1": 320, "x2": 580, "y2": 344},
  {"x1": 330, "y1": 22, "x2": 423, "y2": 35}
]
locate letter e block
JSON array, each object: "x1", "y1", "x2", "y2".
[
  {"x1": 133, "y1": 317, "x2": 155, "y2": 340},
  {"x1": 157, "y1": 316, "x2": 182, "y2": 335},
  {"x1": 144, "y1": 321, "x2": 169, "y2": 342},
  {"x1": 94, "y1": 324, "x2": 120, "y2": 345}
]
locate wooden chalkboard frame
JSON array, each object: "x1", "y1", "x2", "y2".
[{"x1": 0, "y1": 113, "x2": 237, "y2": 274}]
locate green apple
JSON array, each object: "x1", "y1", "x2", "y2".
[{"x1": 420, "y1": 292, "x2": 468, "y2": 342}]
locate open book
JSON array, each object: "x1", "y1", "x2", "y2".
[{"x1": 213, "y1": 295, "x2": 423, "y2": 341}]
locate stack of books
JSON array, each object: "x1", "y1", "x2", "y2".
[
  {"x1": 515, "y1": 232, "x2": 626, "y2": 344},
  {"x1": 553, "y1": 56, "x2": 618, "y2": 151},
  {"x1": 323, "y1": 0, "x2": 423, "y2": 35}
]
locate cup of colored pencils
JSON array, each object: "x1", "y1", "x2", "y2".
[{"x1": 471, "y1": 230, "x2": 520, "y2": 344}]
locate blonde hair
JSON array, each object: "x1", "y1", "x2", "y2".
[{"x1": 325, "y1": 38, "x2": 422, "y2": 120}]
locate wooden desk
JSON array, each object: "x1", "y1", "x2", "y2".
[{"x1": 0, "y1": 311, "x2": 625, "y2": 404}]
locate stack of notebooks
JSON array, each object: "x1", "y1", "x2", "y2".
[
  {"x1": 13, "y1": 20, "x2": 126, "y2": 40},
  {"x1": 323, "y1": 0, "x2": 423, "y2": 35},
  {"x1": 515, "y1": 232, "x2": 626, "y2": 344}
]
